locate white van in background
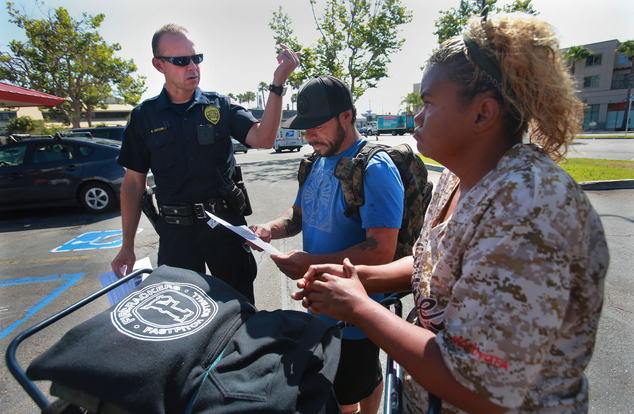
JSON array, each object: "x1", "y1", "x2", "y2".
[{"x1": 274, "y1": 128, "x2": 303, "y2": 152}]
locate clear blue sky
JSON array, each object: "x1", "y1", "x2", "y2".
[{"x1": 1, "y1": 0, "x2": 632, "y2": 115}]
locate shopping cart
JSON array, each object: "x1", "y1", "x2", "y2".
[
  {"x1": 6, "y1": 266, "x2": 342, "y2": 414},
  {"x1": 6, "y1": 268, "x2": 152, "y2": 412},
  {"x1": 379, "y1": 292, "x2": 442, "y2": 414}
]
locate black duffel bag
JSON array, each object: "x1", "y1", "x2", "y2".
[{"x1": 27, "y1": 265, "x2": 341, "y2": 414}]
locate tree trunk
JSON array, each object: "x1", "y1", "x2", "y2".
[
  {"x1": 72, "y1": 100, "x2": 82, "y2": 128},
  {"x1": 85, "y1": 105, "x2": 93, "y2": 127}
]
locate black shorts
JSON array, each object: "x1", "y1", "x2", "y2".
[{"x1": 332, "y1": 337, "x2": 383, "y2": 405}]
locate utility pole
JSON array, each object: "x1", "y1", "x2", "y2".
[{"x1": 625, "y1": 94, "x2": 632, "y2": 136}]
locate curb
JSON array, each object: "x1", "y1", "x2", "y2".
[
  {"x1": 424, "y1": 164, "x2": 634, "y2": 191},
  {"x1": 579, "y1": 179, "x2": 634, "y2": 190},
  {"x1": 424, "y1": 163, "x2": 445, "y2": 173}
]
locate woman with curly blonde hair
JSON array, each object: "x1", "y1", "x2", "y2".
[{"x1": 292, "y1": 11, "x2": 609, "y2": 414}]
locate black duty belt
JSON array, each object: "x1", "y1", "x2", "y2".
[{"x1": 158, "y1": 198, "x2": 227, "y2": 224}]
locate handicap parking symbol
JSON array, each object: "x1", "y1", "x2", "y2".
[{"x1": 51, "y1": 229, "x2": 143, "y2": 252}]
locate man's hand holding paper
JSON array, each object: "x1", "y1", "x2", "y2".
[{"x1": 206, "y1": 212, "x2": 281, "y2": 256}]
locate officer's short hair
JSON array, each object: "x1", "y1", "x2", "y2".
[{"x1": 152, "y1": 24, "x2": 188, "y2": 57}]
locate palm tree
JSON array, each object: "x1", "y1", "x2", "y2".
[
  {"x1": 236, "y1": 93, "x2": 245, "y2": 104},
  {"x1": 228, "y1": 93, "x2": 237, "y2": 103},
  {"x1": 258, "y1": 82, "x2": 268, "y2": 109},
  {"x1": 399, "y1": 92, "x2": 423, "y2": 115},
  {"x1": 563, "y1": 45, "x2": 593, "y2": 76},
  {"x1": 244, "y1": 91, "x2": 256, "y2": 108},
  {"x1": 616, "y1": 40, "x2": 634, "y2": 132}
]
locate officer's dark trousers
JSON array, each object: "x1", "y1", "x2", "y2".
[{"x1": 155, "y1": 209, "x2": 257, "y2": 303}]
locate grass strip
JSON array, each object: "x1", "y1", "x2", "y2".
[
  {"x1": 559, "y1": 158, "x2": 634, "y2": 182},
  {"x1": 418, "y1": 156, "x2": 634, "y2": 182}
]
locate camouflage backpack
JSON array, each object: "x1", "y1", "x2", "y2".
[{"x1": 298, "y1": 141, "x2": 434, "y2": 260}]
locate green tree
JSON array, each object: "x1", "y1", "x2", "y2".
[
  {"x1": 0, "y1": 3, "x2": 146, "y2": 127},
  {"x1": 40, "y1": 123, "x2": 67, "y2": 136},
  {"x1": 399, "y1": 91, "x2": 423, "y2": 115},
  {"x1": 616, "y1": 40, "x2": 634, "y2": 132},
  {"x1": 269, "y1": 6, "x2": 319, "y2": 95},
  {"x1": 434, "y1": 0, "x2": 538, "y2": 45},
  {"x1": 562, "y1": 45, "x2": 593, "y2": 75},
  {"x1": 270, "y1": 0, "x2": 413, "y2": 101},
  {"x1": 5, "y1": 115, "x2": 37, "y2": 134},
  {"x1": 228, "y1": 92, "x2": 237, "y2": 102},
  {"x1": 258, "y1": 81, "x2": 268, "y2": 108}
]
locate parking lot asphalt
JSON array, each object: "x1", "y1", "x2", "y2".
[{"x1": 1, "y1": 135, "x2": 631, "y2": 413}]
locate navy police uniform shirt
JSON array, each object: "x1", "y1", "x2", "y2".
[{"x1": 118, "y1": 87, "x2": 258, "y2": 204}]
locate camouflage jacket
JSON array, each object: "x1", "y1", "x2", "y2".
[{"x1": 404, "y1": 144, "x2": 609, "y2": 413}]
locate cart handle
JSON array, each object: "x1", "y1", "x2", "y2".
[{"x1": 5, "y1": 268, "x2": 153, "y2": 409}]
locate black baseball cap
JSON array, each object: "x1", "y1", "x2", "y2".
[{"x1": 281, "y1": 75, "x2": 354, "y2": 130}]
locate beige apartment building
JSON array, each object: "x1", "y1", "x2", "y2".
[{"x1": 564, "y1": 39, "x2": 633, "y2": 131}]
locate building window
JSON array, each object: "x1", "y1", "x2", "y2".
[
  {"x1": 41, "y1": 112, "x2": 65, "y2": 121},
  {"x1": 583, "y1": 75, "x2": 600, "y2": 88},
  {"x1": 583, "y1": 104, "x2": 600, "y2": 130},
  {"x1": 0, "y1": 111, "x2": 17, "y2": 121},
  {"x1": 585, "y1": 54, "x2": 602, "y2": 67},
  {"x1": 607, "y1": 102, "x2": 633, "y2": 130},
  {"x1": 618, "y1": 53, "x2": 631, "y2": 65},
  {"x1": 93, "y1": 111, "x2": 129, "y2": 119},
  {"x1": 612, "y1": 74, "x2": 630, "y2": 90}
]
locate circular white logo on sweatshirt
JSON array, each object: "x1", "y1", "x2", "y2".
[{"x1": 111, "y1": 282, "x2": 218, "y2": 341}]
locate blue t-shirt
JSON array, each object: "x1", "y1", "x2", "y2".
[{"x1": 295, "y1": 138, "x2": 404, "y2": 339}]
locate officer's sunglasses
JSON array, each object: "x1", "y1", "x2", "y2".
[{"x1": 156, "y1": 54, "x2": 204, "y2": 66}]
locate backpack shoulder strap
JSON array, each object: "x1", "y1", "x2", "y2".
[
  {"x1": 298, "y1": 152, "x2": 319, "y2": 189},
  {"x1": 334, "y1": 140, "x2": 390, "y2": 218},
  {"x1": 355, "y1": 142, "x2": 390, "y2": 169}
]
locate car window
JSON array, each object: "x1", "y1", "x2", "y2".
[
  {"x1": 70, "y1": 127, "x2": 124, "y2": 141},
  {"x1": 0, "y1": 145, "x2": 27, "y2": 167},
  {"x1": 33, "y1": 143, "x2": 75, "y2": 163},
  {"x1": 79, "y1": 146, "x2": 94, "y2": 157}
]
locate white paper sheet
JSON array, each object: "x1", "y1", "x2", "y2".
[
  {"x1": 206, "y1": 212, "x2": 282, "y2": 255},
  {"x1": 98, "y1": 256, "x2": 153, "y2": 306}
]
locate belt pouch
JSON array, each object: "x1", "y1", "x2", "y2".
[
  {"x1": 162, "y1": 204, "x2": 192, "y2": 217},
  {"x1": 164, "y1": 215, "x2": 193, "y2": 226}
]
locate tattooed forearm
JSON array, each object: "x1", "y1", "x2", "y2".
[{"x1": 282, "y1": 205, "x2": 302, "y2": 237}]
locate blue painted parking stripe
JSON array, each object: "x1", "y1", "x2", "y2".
[{"x1": 0, "y1": 273, "x2": 84, "y2": 340}]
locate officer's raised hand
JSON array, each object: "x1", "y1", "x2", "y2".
[
  {"x1": 244, "y1": 44, "x2": 300, "y2": 149},
  {"x1": 272, "y1": 44, "x2": 300, "y2": 87}
]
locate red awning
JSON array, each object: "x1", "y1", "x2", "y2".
[{"x1": 0, "y1": 82, "x2": 66, "y2": 107}]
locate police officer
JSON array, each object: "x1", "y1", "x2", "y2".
[{"x1": 111, "y1": 24, "x2": 299, "y2": 303}]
